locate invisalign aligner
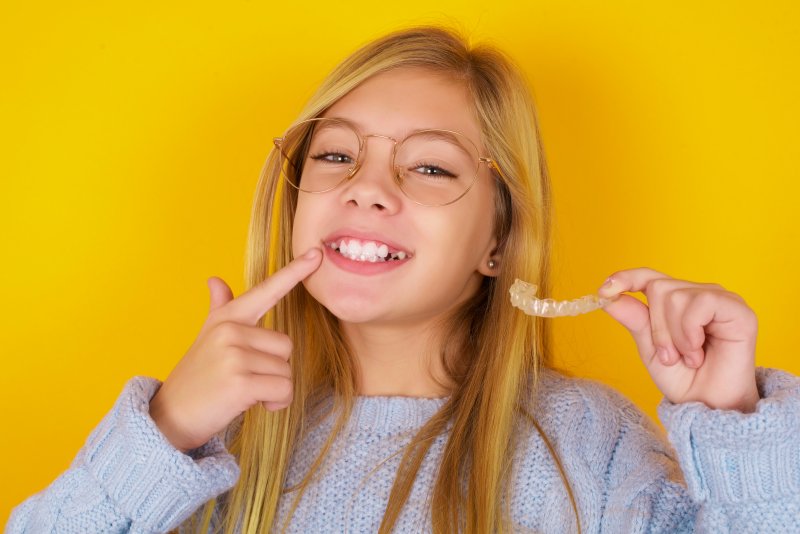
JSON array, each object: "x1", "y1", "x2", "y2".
[{"x1": 509, "y1": 279, "x2": 617, "y2": 317}]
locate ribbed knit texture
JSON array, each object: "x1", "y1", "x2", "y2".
[{"x1": 6, "y1": 367, "x2": 799, "y2": 533}]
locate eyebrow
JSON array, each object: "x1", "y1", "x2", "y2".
[
  {"x1": 324, "y1": 115, "x2": 480, "y2": 158},
  {"x1": 412, "y1": 129, "x2": 476, "y2": 159}
]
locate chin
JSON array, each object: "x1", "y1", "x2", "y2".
[
  {"x1": 313, "y1": 294, "x2": 393, "y2": 325},
  {"x1": 321, "y1": 301, "x2": 386, "y2": 324},
  {"x1": 302, "y1": 273, "x2": 388, "y2": 324}
]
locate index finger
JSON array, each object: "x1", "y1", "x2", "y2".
[
  {"x1": 226, "y1": 247, "x2": 322, "y2": 325},
  {"x1": 597, "y1": 267, "x2": 672, "y2": 299}
]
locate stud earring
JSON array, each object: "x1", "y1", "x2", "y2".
[{"x1": 487, "y1": 259, "x2": 497, "y2": 269}]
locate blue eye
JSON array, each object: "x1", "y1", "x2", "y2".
[{"x1": 310, "y1": 152, "x2": 355, "y2": 164}]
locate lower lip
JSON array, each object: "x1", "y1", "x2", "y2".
[{"x1": 323, "y1": 245, "x2": 410, "y2": 275}]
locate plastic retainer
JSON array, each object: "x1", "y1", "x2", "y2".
[{"x1": 509, "y1": 278, "x2": 615, "y2": 317}]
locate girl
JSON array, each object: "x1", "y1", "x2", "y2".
[{"x1": 7, "y1": 26, "x2": 799, "y2": 534}]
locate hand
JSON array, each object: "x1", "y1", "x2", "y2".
[
  {"x1": 148, "y1": 247, "x2": 323, "y2": 452},
  {"x1": 598, "y1": 267, "x2": 760, "y2": 413}
]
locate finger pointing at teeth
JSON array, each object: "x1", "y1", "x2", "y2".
[
  {"x1": 148, "y1": 246, "x2": 325, "y2": 453},
  {"x1": 221, "y1": 247, "x2": 323, "y2": 326}
]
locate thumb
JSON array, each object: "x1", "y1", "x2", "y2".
[
  {"x1": 601, "y1": 293, "x2": 656, "y2": 359},
  {"x1": 207, "y1": 276, "x2": 235, "y2": 313}
]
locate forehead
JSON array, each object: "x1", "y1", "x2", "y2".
[{"x1": 319, "y1": 67, "x2": 485, "y2": 151}]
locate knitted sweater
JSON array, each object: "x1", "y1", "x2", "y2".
[{"x1": 6, "y1": 367, "x2": 800, "y2": 533}]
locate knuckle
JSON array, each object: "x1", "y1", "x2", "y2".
[
  {"x1": 694, "y1": 290, "x2": 719, "y2": 308},
  {"x1": 664, "y1": 288, "x2": 684, "y2": 307},
  {"x1": 222, "y1": 346, "x2": 248, "y2": 373},
  {"x1": 213, "y1": 321, "x2": 240, "y2": 345},
  {"x1": 647, "y1": 278, "x2": 670, "y2": 295}
]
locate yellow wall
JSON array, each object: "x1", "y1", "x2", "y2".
[{"x1": 2, "y1": 0, "x2": 798, "y2": 524}]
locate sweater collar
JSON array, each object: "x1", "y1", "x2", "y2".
[{"x1": 311, "y1": 393, "x2": 450, "y2": 435}]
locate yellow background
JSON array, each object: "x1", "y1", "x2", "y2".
[{"x1": 2, "y1": 0, "x2": 798, "y2": 524}]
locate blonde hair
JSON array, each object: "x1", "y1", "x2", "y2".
[{"x1": 179, "y1": 25, "x2": 579, "y2": 534}]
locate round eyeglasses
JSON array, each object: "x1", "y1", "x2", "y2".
[{"x1": 272, "y1": 117, "x2": 502, "y2": 207}]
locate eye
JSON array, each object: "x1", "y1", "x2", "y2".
[
  {"x1": 310, "y1": 152, "x2": 355, "y2": 165},
  {"x1": 411, "y1": 162, "x2": 457, "y2": 179}
]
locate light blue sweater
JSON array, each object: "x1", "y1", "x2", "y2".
[{"x1": 6, "y1": 367, "x2": 800, "y2": 533}]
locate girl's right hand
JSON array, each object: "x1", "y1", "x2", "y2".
[{"x1": 148, "y1": 247, "x2": 323, "y2": 453}]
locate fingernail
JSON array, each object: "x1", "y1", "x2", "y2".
[
  {"x1": 656, "y1": 347, "x2": 670, "y2": 365},
  {"x1": 598, "y1": 277, "x2": 615, "y2": 295}
]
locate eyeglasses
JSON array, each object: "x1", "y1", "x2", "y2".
[{"x1": 272, "y1": 117, "x2": 502, "y2": 207}]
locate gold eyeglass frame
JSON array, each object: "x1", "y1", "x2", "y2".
[{"x1": 272, "y1": 117, "x2": 506, "y2": 207}]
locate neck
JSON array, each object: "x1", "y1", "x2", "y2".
[{"x1": 340, "y1": 320, "x2": 454, "y2": 398}]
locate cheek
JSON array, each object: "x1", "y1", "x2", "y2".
[
  {"x1": 291, "y1": 196, "x2": 320, "y2": 257},
  {"x1": 439, "y1": 200, "x2": 495, "y2": 264},
  {"x1": 454, "y1": 224, "x2": 491, "y2": 268},
  {"x1": 417, "y1": 211, "x2": 492, "y2": 283}
]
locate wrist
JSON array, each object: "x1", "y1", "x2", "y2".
[
  {"x1": 148, "y1": 391, "x2": 191, "y2": 453},
  {"x1": 702, "y1": 382, "x2": 760, "y2": 413}
]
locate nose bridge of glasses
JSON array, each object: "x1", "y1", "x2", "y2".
[{"x1": 358, "y1": 133, "x2": 400, "y2": 174}]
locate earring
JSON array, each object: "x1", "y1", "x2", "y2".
[{"x1": 487, "y1": 259, "x2": 497, "y2": 269}]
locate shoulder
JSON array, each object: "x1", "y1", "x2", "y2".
[
  {"x1": 508, "y1": 369, "x2": 689, "y2": 530},
  {"x1": 530, "y1": 367, "x2": 659, "y2": 438},
  {"x1": 520, "y1": 367, "x2": 679, "y2": 486}
]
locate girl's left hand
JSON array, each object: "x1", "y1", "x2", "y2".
[{"x1": 598, "y1": 267, "x2": 760, "y2": 413}]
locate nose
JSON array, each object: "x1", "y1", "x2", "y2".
[{"x1": 338, "y1": 134, "x2": 402, "y2": 213}]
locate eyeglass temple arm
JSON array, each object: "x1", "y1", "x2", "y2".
[
  {"x1": 274, "y1": 137, "x2": 301, "y2": 175},
  {"x1": 481, "y1": 157, "x2": 510, "y2": 183}
]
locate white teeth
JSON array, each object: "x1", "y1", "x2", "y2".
[
  {"x1": 362, "y1": 242, "x2": 377, "y2": 257},
  {"x1": 329, "y1": 238, "x2": 409, "y2": 263},
  {"x1": 347, "y1": 240, "x2": 361, "y2": 256}
]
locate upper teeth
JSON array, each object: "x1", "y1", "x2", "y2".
[{"x1": 329, "y1": 239, "x2": 408, "y2": 262}]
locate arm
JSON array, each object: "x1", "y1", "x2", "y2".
[
  {"x1": 658, "y1": 366, "x2": 800, "y2": 532},
  {"x1": 5, "y1": 376, "x2": 240, "y2": 534},
  {"x1": 601, "y1": 367, "x2": 799, "y2": 533},
  {"x1": 594, "y1": 268, "x2": 798, "y2": 530}
]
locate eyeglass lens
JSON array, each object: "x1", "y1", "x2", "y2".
[{"x1": 277, "y1": 119, "x2": 481, "y2": 206}]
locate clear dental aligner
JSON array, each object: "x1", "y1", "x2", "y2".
[{"x1": 509, "y1": 278, "x2": 615, "y2": 317}]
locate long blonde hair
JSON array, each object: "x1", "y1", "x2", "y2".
[{"x1": 180, "y1": 25, "x2": 579, "y2": 534}]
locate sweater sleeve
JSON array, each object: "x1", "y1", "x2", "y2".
[
  {"x1": 5, "y1": 376, "x2": 240, "y2": 534},
  {"x1": 656, "y1": 366, "x2": 800, "y2": 532},
  {"x1": 599, "y1": 366, "x2": 800, "y2": 533}
]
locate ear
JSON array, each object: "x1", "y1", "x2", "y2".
[{"x1": 477, "y1": 236, "x2": 500, "y2": 277}]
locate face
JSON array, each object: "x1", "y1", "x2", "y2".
[{"x1": 291, "y1": 67, "x2": 498, "y2": 328}]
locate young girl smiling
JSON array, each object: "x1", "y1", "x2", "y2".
[{"x1": 8, "y1": 26, "x2": 799, "y2": 533}]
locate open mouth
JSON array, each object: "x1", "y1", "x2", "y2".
[{"x1": 324, "y1": 237, "x2": 412, "y2": 263}]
